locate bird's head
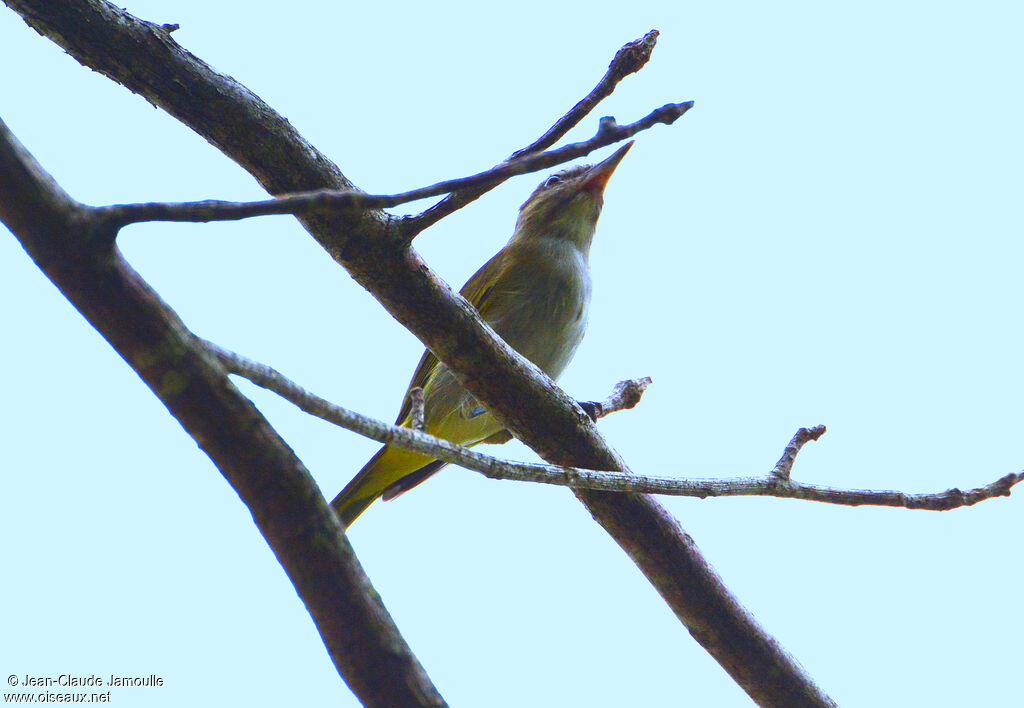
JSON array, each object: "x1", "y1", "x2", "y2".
[{"x1": 511, "y1": 141, "x2": 632, "y2": 253}]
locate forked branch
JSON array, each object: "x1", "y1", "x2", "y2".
[
  {"x1": 92, "y1": 105, "x2": 692, "y2": 236},
  {"x1": 407, "y1": 29, "x2": 665, "y2": 235}
]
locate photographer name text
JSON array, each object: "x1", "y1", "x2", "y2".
[{"x1": 14, "y1": 675, "x2": 163, "y2": 688}]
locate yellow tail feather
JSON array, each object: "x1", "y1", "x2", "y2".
[{"x1": 331, "y1": 445, "x2": 434, "y2": 528}]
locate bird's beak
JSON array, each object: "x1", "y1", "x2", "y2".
[{"x1": 581, "y1": 141, "x2": 633, "y2": 193}]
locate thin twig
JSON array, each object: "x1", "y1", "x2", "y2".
[
  {"x1": 580, "y1": 377, "x2": 652, "y2": 421},
  {"x1": 209, "y1": 342, "x2": 1023, "y2": 511},
  {"x1": 409, "y1": 387, "x2": 425, "y2": 431},
  {"x1": 403, "y1": 30, "x2": 674, "y2": 237},
  {"x1": 720, "y1": 471, "x2": 1024, "y2": 510},
  {"x1": 771, "y1": 425, "x2": 827, "y2": 480},
  {"x1": 480, "y1": 460, "x2": 1023, "y2": 510},
  {"x1": 92, "y1": 104, "x2": 691, "y2": 233},
  {"x1": 206, "y1": 338, "x2": 519, "y2": 470},
  {"x1": 511, "y1": 30, "x2": 661, "y2": 159}
]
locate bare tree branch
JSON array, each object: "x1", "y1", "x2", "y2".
[
  {"x1": 209, "y1": 339, "x2": 652, "y2": 474},
  {"x1": 92, "y1": 105, "x2": 691, "y2": 235},
  {"x1": 409, "y1": 387, "x2": 426, "y2": 432},
  {"x1": 734, "y1": 470, "x2": 1024, "y2": 509},
  {"x1": 772, "y1": 425, "x2": 827, "y2": 479},
  {"x1": 214, "y1": 346, "x2": 1022, "y2": 511},
  {"x1": 8, "y1": 4, "x2": 835, "y2": 705},
  {"x1": 511, "y1": 30, "x2": 662, "y2": 158},
  {"x1": 526, "y1": 465, "x2": 1024, "y2": 509},
  {"x1": 403, "y1": 29, "x2": 665, "y2": 237},
  {"x1": 579, "y1": 377, "x2": 652, "y2": 421},
  {"x1": 0, "y1": 117, "x2": 446, "y2": 708}
]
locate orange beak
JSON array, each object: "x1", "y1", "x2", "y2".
[{"x1": 581, "y1": 141, "x2": 633, "y2": 193}]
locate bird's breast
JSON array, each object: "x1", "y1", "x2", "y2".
[{"x1": 486, "y1": 242, "x2": 592, "y2": 381}]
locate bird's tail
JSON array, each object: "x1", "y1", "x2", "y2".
[{"x1": 331, "y1": 445, "x2": 434, "y2": 528}]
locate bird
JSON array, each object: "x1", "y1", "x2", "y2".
[{"x1": 331, "y1": 141, "x2": 633, "y2": 527}]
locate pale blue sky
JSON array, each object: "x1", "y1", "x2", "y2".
[{"x1": 2, "y1": 2, "x2": 1021, "y2": 706}]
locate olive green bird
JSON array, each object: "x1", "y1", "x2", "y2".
[{"x1": 331, "y1": 141, "x2": 633, "y2": 527}]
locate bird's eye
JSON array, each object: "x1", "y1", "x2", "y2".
[{"x1": 543, "y1": 175, "x2": 562, "y2": 188}]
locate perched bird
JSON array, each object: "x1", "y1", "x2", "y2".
[{"x1": 332, "y1": 141, "x2": 633, "y2": 527}]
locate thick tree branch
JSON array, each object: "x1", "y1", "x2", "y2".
[
  {"x1": 8, "y1": 3, "x2": 834, "y2": 705},
  {"x1": 0, "y1": 117, "x2": 446, "y2": 708}
]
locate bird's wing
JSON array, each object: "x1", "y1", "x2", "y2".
[
  {"x1": 393, "y1": 248, "x2": 511, "y2": 425},
  {"x1": 464, "y1": 246, "x2": 528, "y2": 325},
  {"x1": 460, "y1": 246, "x2": 515, "y2": 318}
]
